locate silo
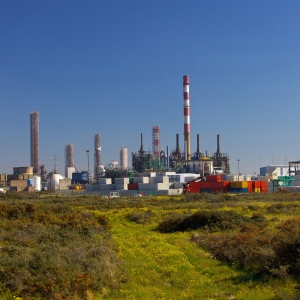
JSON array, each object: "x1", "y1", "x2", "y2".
[{"x1": 120, "y1": 147, "x2": 128, "y2": 169}]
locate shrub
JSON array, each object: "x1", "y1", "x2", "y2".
[
  {"x1": 157, "y1": 210, "x2": 265, "y2": 233},
  {"x1": 0, "y1": 201, "x2": 126, "y2": 299}
]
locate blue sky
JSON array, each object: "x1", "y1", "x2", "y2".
[{"x1": 1, "y1": 0, "x2": 300, "y2": 175}]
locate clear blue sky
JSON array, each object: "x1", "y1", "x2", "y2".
[{"x1": 1, "y1": 0, "x2": 300, "y2": 175}]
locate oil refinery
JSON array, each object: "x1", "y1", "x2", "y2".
[{"x1": 1, "y1": 75, "x2": 299, "y2": 195}]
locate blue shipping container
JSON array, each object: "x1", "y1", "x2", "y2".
[
  {"x1": 230, "y1": 188, "x2": 248, "y2": 193},
  {"x1": 200, "y1": 188, "x2": 212, "y2": 194}
]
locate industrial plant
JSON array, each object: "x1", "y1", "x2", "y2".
[{"x1": 1, "y1": 75, "x2": 300, "y2": 195}]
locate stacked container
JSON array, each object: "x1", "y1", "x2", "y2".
[
  {"x1": 252, "y1": 181, "x2": 261, "y2": 193},
  {"x1": 189, "y1": 181, "x2": 201, "y2": 193},
  {"x1": 211, "y1": 181, "x2": 230, "y2": 193},
  {"x1": 230, "y1": 181, "x2": 248, "y2": 193}
]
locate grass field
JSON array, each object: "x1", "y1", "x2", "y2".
[
  {"x1": 0, "y1": 192, "x2": 299, "y2": 299},
  {"x1": 104, "y1": 196, "x2": 297, "y2": 300}
]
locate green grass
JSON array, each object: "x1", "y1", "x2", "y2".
[
  {"x1": 1, "y1": 192, "x2": 300, "y2": 299},
  {"x1": 103, "y1": 206, "x2": 297, "y2": 300}
]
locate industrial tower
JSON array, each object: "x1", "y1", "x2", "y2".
[
  {"x1": 94, "y1": 133, "x2": 101, "y2": 180},
  {"x1": 65, "y1": 144, "x2": 75, "y2": 179},
  {"x1": 152, "y1": 126, "x2": 160, "y2": 157},
  {"x1": 30, "y1": 112, "x2": 39, "y2": 174},
  {"x1": 120, "y1": 147, "x2": 128, "y2": 169}
]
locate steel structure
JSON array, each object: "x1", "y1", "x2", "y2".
[
  {"x1": 120, "y1": 147, "x2": 128, "y2": 169},
  {"x1": 152, "y1": 126, "x2": 160, "y2": 157},
  {"x1": 94, "y1": 133, "x2": 101, "y2": 180},
  {"x1": 183, "y1": 75, "x2": 191, "y2": 160},
  {"x1": 30, "y1": 112, "x2": 39, "y2": 174},
  {"x1": 65, "y1": 144, "x2": 75, "y2": 178}
]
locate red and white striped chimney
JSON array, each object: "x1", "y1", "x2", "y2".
[{"x1": 183, "y1": 75, "x2": 191, "y2": 160}]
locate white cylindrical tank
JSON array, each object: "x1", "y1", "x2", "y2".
[
  {"x1": 47, "y1": 173, "x2": 64, "y2": 190},
  {"x1": 120, "y1": 147, "x2": 128, "y2": 168},
  {"x1": 34, "y1": 176, "x2": 41, "y2": 191}
]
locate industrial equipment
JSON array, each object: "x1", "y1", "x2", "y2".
[{"x1": 182, "y1": 176, "x2": 202, "y2": 194}]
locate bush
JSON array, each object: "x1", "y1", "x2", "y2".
[
  {"x1": 0, "y1": 201, "x2": 126, "y2": 299},
  {"x1": 126, "y1": 209, "x2": 156, "y2": 224},
  {"x1": 157, "y1": 210, "x2": 265, "y2": 233}
]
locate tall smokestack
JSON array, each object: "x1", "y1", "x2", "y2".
[
  {"x1": 30, "y1": 111, "x2": 39, "y2": 174},
  {"x1": 183, "y1": 75, "x2": 191, "y2": 160},
  {"x1": 176, "y1": 134, "x2": 180, "y2": 154},
  {"x1": 65, "y1": 144, "x2": 75, "y2": 179},
  {"x1": 152, "y1": 126, "x2": 160, "y2": 156},
  {"x1": 94, "y1": 133, "x2": 101, "y2": 179},
  {"x1": 140, "y1": 133, "x2": 144, "y2": 153},
  {"x1": 196, "y1": 134, "x2": 201, "y2": 156},
  {"x1": 217, "y1": 134, "x2": 221, "y2": 156}
]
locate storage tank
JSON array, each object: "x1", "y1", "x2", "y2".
[
  {"x1": 33, "y1": 176, "x2": 41, "y2": 191},
  {"x1": 27, "y1": 179, "x2": 33, "y2": 186},
  {"x1": 47, "y1": 173, "x2": 64, "y2": 190}
]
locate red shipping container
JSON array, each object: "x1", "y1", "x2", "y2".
[
  {"x1": 252, "y1": 181, "x2": 260, "y2": 188},
  {"x1": 211, "y1": 181, "x2": 230, "y2": 189},
  {"x1": 189, "y1": 188, "x2": 200, "y2": 194},
  {"x1": 189, "y1": 182, "x2": 200, "y2": 193},
  {"x1": 248, "y1": 187, "x2": 253, "y2": 193},
  {"x1": 128, "y1": 183, "x2": 138, "y2": 190},
  {"x1": 190, "y1": 182, "x2": 201, "y2": 188},
  {"x1": 200, "y1": 182, "x2": 212, "y2": 189},
  {"x1": 260, "y1": 181, "x2": 267, "y2": 189},
  {"x1": 206, "y1": 175, "x2": 222, "y2": 182}
]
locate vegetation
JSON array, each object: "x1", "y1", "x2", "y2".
[{"x1": 1, "y1": 191, "x2": 300, "y2": 299}]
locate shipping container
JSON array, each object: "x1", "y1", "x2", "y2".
[
  {"x1": 115, "y1": 178, "x2": 130, "y2": 184},
  {"x1": 211, "y1": 181, "x2": 230, "y2": 189},
  {"x1": 189, "y1": 182, "x2": 200, "y2": 193},
  {"x1": 230, "y1": 181, "x2": 248, "y2": 189},
  {"x1": 128, "y1": 183, "x2": 139, "y2": 190},
  {"x1": 200, "y1": 182, "x2": 212, "y2": 189},
  {"x1": 200, "y1": 188, "x2": 212, "y2": 193},
  {"x1": 206, "y1": 175, "x2": 222, "y2": 182},
  {"x1": 252, "y1": 181, "x2": 261, "y2": 188},
  {"x1": 230, "y1": 188, "x2": 248, "y2": 193}
]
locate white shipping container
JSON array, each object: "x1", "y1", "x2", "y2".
[
  {"x1": 115, "y1": 178, "x2": 130, "y2": 184},
  {"x1": 100, "y1": 184, "x2": 115, "y2": 190},
  {"x1": 173, "y1": 182, "x2": 184, "y2": 189},
  {"x1": 226, "y1": 175, "x2": 237, "y2": 181},
  {"x1": 133, "y1": 177, "x2": 149, "y2": 183},
  {"x1": 153, "y1": 176, "x2": 169, "y2": 183},
  {"x1": 115, "y1": 184, "x2": 128, "y2": 190},
  {"x1": 291, "y1": 180, "x2": 300, "y2": 187},
  {"x1": 98, "y1": 178, "x2": 112, "y2": 184},
  {"x1": 138, "y1": 183, "x2": 165, "y2": 190}
]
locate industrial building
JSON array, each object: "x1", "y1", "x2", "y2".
[{"x1": 132, "y1": 76, "x2": 230, "y2": 175}]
